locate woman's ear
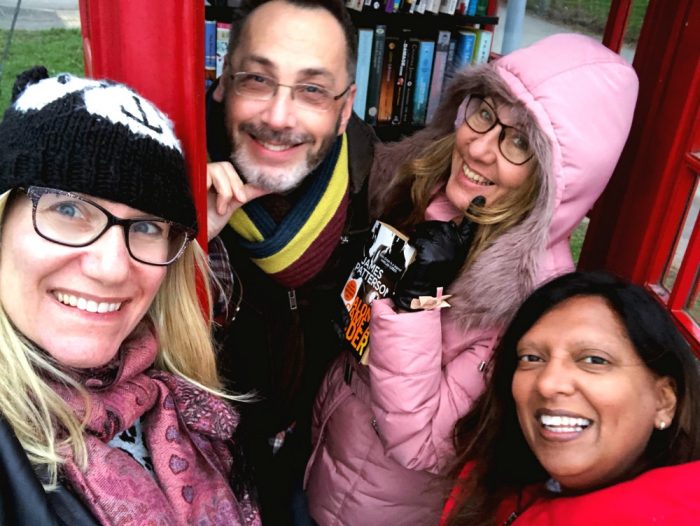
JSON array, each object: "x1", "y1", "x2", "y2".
[{"x1": 654, "y1": 376, "x2": 677, "y2": 428}]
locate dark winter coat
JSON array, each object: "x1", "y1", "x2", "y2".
[
  {"x1": 0, "y1": 416, "x2": 98, "y2": 526},
  {"x1": 207, "y1": 80, "x2": 378, "y2": 524}
]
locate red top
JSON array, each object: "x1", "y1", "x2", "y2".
[{"x1": 440, "y1": 460, "x2": 700, "y2": 525}]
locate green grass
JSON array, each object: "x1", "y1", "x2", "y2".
[
  {"x1": 527, "y1": 0, "x2": 649, "y2": 44},
  {"x1": 570, "y1": 218, "x2": 588, "y2": 264},
  {"x1": 0, "y1": 28, "x2": 83, "y2": 116}
]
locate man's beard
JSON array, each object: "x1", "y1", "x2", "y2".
[{"x1": 230, "y1": 117, "x2": 341, "y2": 194}]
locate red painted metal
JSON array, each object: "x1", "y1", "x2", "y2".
[
  {"x1": 580, "y1": 0, "x2": 700, "y2": 349},
  {"x1": 78, "y1": 0, "x2": 208, "y2": 252},
  {"x1": 580, "y1": 0, "x2": 698, "y2": 280},
  {"x1": 602, "y1": 0, "x2": 632, "y2": 53}
]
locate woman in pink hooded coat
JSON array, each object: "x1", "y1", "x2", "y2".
[{"x1": 305, "y1": 33, "x2": 639, "y2": 525}]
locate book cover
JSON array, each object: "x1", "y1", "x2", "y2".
[
  {"x1": 453, "y1": 29, "x2": 477, "y2": 72},
  {"x1": 425, "y1": 29, "x2": 451, "y2": 124},
  {"x1": 400, "y1": 38, "x2": 421, "y2": 125},
  {"x1": 377, "y1": 35, "x2": 400, "y2": 124},
  {"x1": 473, "y1": 29, "x2": 493, "y2": 64},
  {"x1": 205, "y1": 20, "x2": 217, "y2": 89},
  {"x1": 339, "y1": 220, "x2": 416, "y2": 362},
  {"x1": 215, "y1": 22, "x2": 232, "y2": 78},
  {"x1": 411, "y1": 39, "x2": 435, "y2": 125},
  {"x1": 391, "y1": 33, "x2": 411, "y2": 126},
  {"x1": 353, "y1": 28, "x2": 374, "y2": 119}
]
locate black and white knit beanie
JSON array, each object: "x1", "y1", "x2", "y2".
[{"x1": 0, "y1": 67, "x2": 198, "y2": 233}]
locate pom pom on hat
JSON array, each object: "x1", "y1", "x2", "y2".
[{"x1": 0, "y1": 68, "x2": 197, "y2": 233}]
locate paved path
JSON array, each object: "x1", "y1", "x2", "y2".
[{"x1": 0, "y1": 0, "x2": 79, "y2": 30}]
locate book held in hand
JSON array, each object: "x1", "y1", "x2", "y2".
[{"x1": 340, "y1": 220, "x2": 416, "y2": 363}]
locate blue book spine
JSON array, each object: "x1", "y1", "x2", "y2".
[
  {"x1": 204, "y1": 20, "x2": 217, "y2": 89},
  {"x1": 353, "y1": 29, "x2": 374, "y2": 119},
  {"x1": 466, "y1": 0, "x2": 478, "y2": 16},
  {"x1": 454, "y1": 31, "x2": 476, "y2": 72},
  {"x1": 365, "y1": 25, "x2": 387, "y2": 125},
  {"x1": 411, "y1": 40, "x2": 435, "y2": 125}
]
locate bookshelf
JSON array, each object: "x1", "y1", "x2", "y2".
[{"x1": 204, "y1": 3, "x2": 499, "y2": 142}]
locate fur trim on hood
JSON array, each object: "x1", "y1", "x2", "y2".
[{"x1": 370, "y1": 34, "x2": 638, "y2": 332}]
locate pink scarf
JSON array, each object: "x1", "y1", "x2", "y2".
[{"x1": 53, "y1": 323, "x2": 261, "y2": 526}]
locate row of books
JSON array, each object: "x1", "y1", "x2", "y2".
[
  {"x1": 205, "y1": 20, "x2": 232, "y2": 89},
  {"x1": 347, "y1": 0, "x2": 488, "y2": 16},
  {"x1": 353, "y1": 26, "x2": 493, "y2": 127}
]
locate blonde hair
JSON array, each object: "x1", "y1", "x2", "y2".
[
  {"x1": 382, "y1": 105, "x2": 543, "y2": 268},
  {"x1": 0, "y1": 190, "x2": 238, "y2": 488}
]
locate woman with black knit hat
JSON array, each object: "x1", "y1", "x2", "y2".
[{"x1": 0, "y1": 68, "x2": 260, "y2": 525}]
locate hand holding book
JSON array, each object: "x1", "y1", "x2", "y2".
[{"x1": 393, "y1": 195, "x2": 485, "y2": 311}]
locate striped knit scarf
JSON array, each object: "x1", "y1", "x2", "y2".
[{"x1": 228, "y1": 135, "x2": 349, "y2": 288}]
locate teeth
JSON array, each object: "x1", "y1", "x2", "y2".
[
  {"x1": 462, "y1": 164, "x2": 494, "y2": 186},
  {"x1": 55, "y1": 292, "x2": 121, "y2": 313},
  {"x1": 540, "y1": 414, "x2": 591, "y2": 432},
  {"x1": 261, "y1": 141, "x2": 292, "y2": 152}
]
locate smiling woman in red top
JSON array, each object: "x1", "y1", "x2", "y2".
[{"x1": 441, "y1": 271, "x2": 700, "y2": 526}]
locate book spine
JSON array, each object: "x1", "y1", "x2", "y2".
[
  {"x1": 425, "y1": 29, "x2": 450, "y2": 124},
  {"x1": 466, "y1": 0, "x2": 478, "y2": 16},
  {"x1": 453, "y1": 30, "x2": 476, "y2": 72},
  {"x1": 215, "y1": 22, "x2": 232, "y2": 78},
  {"x1": 476, "y1": 0, "x2": 488, "y2": 15},
  {"x1": 391, "y1": 35, "x2": 410, "y2": 126},
  {"x1": 472, "y1": 29, "x2": 493, "y2": 64},
  {"x1": 204, "y1": 20, "x2": 217, "y2": 88},
  {"x1": 411, "y1": 40, "x2": 435, "y2": 126},
  {"x1": 365, "y1": 25, "x2": 387, "y2": 125},
  {"x1": 377, "y1": 36, "x2": 399, "y2": 123},
  {"x1": 345, "y1": 0, "x2": 365, "y2": 11},
  {"x1": 425, "y1": 0, "x2": 440, "y2": 14},
  {"x1": 353, "y1": 28, "x2": 374, "y2": 119},
  {"x1": 401, "y1": 38, "x2": 420, "y2": 125},
  {"x1": 438, "y1": 0, "x2": 458, "y2": 15}
]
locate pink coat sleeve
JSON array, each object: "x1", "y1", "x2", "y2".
[{"x1": 367, "y1": 298, "x2": 499, "y2": 474}]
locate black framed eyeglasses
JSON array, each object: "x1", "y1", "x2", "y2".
[
  {"x1": 463, "y1": 95, "x2": 535, "y2": 166},
  {"x1": 230, "y1": 72, "x2": 353, "y2": 112},
  {"x1": 21, "y1": 186, "x2": 194, "y2": 266}
]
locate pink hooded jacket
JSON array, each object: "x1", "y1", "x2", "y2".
[{"x1": 305, "y1": 34, "x2": 639, "y2": 526}]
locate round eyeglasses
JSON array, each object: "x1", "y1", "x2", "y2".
[
  {"x1": 463, "y1": 95, "x2": 535, "y2": 166},
  {"x1": 230, "y1": 72, "x2": 353, "y2": 112},
  {"x1": 21, "y1": 186, "x2": 194, "y2": 266}
]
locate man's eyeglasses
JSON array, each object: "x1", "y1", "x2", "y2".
[
  {"x1": 20, "y1": 186, "x2": 194, "y2": 266},
  {"x1": 463, "y1": 95, "x2": 535, "y2": 166},
  {"x1": 230, "y1": 72, "x2": 353, "y2": 112}
]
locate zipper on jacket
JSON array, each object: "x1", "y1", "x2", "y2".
[
  {"x1": 370, "y1": 416, "x2": 381, "y2": 438},
  {"x1": 503, "y1": 511, "x2": 519, "y2": 526},
  {"x1": 288, "y1": 289, "x2": 298, "y2": 310}
]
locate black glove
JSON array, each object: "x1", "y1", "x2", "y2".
[{"x1": 393, "y1": 196, "x2": 485, "y2": 311}]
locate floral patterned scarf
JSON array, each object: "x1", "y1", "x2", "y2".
[{"x1": 52, "y1": 323, "x2": 260, "y2": 526}]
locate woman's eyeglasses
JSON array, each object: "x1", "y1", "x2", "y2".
[
  {"x1": 463, "y1": 95, "x2": 535, "y2": 166},
  {"x1": 20, "y1": 186, "x2": 194, "y2": 266}
]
